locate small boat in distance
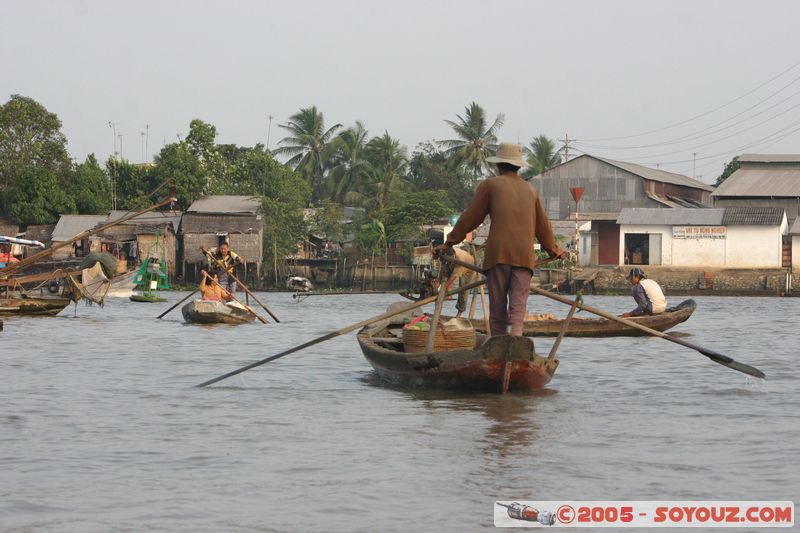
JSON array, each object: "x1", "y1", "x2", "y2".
[
  {"x1": 181, "y1": 299, "x2": 256, "y2": 325},
  {"x1": 357, "y1": 324, "x2": 558, "y2": 392},
  {"x1": 455, "y1": 299, "x2": 697, "y2": 338}
]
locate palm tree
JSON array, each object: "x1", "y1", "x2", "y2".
[
  {"x1": 439, "y1": 102, "x2": 504, "y2": 178},
  {"x1": 522, "y1": 135, "x2": 563, "y2": 178},
  {"x1": 274, "y1": 106, "x2": 341, "y2": 201},
  {"x1": 364, "y1": 132, "x2": 408, "y2": 216},
  {"x1": 326, "y1": 121, "x2": 372, "y2": 204}
]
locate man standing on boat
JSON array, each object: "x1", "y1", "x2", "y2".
[
  {"x1": 623, "y1": 267, "x2": 667, "y2": 317},
  {"x1": 205, "y1": 242, "x2": 244, "y2": 295},
  {"x1": 435, "y1": 142, "x2": 565, "y2": 336}
]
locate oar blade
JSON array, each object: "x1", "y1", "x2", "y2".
[{"x1": 709, "y1": 357, "x2": 766, "y2": 379}]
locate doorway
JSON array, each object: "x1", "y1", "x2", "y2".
[{"x1": 624, "y1": 233, "x2": 662, "y2": 265}]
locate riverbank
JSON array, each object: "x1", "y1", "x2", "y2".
[{"x1": 541, "y1": 266, "x2": 798, "y2": 296}]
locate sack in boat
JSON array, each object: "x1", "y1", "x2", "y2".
[
  {"x1": 79, "y1": 252, "x2": 120, "y2": 278},
  {"x1": 402, "y1": 317, "x2": 475, "y2": 353}
]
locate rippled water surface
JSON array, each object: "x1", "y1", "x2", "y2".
[{"x1": 1, "y1": 293, "x2": 798, "y2": 532}]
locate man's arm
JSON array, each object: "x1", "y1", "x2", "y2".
[
  {"x1": 534, "y1": 193, "x2": 564, "y2": 257},
  {"x1": 444, "y1": 180, "x2": 491, "y2": 248},
  {"x1": 626, "y1": 284, "x2": 650, "y2": 317}
]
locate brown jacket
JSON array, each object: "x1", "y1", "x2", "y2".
[{"x1": 446, "y1": 172, "x2": 561, "y2": 272}]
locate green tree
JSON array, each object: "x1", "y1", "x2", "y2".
[
  {"x1": 309, "y1": 201, "x2": 345, "y2": 241},
  {"x1": 326, "y1": 121, "x2": 372, "y2": 204},
  {"x1": 0, "y1": 94, "x2": 71, "y2": 197},
  {"x1": 382, "y1": 190, "x2": 453, "y2": 241},
  {"x1": 274, "y1": 106, "x2": 341, "y2": 202},
  {"x1": 151, "y1": 142, "x2": 206, "y2": 210},
  {"x1": 521, "y1": 135, "x2": 563, "y2": 178},
  {"x1": 363, "y1": 132, "x2": 408, "y2": 216},
  {"x1": 108, "y1": 158, "x2": 157, "y2": 210},
  {"x1": 439, "y1": 102, "x2": 504, "y2": 178},
  {"x1": 5, "y1": 167, "x2": 75, "y2": 225},
  {"x1": 407, "y1": 141, "x2": 476, "y2": 209},
  {"x1": 70, "y1": 154, "x2": 111, "y2": 214},
  {"x1": 716, "y1": 156, "x2": 740, "y2": 186},
  {"x1": 354, "y1": 219, "x2": 387, "y2": 258}
]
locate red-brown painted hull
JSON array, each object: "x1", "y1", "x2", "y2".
[{"x1": 357, "y1": 329, "x2": 558, "y2": 393}]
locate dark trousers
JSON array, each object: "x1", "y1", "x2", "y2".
[
  {"x1": 486, "y1": 264, "x2": 532, "y2": 336},
  {"x1": 217, "y1": 272, "x2": 237, "y2": 294}
]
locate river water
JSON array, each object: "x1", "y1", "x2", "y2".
[{"x1": 1, "y1": 292, "x2": 797, "y2": 532}]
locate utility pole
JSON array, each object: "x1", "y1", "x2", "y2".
[
  {"x1": 108, "y1": 121, "x2": 118, "y2": 211},
  {"x1": 267, "y1": 114, "x2": 274, "y2": 150},
  {"x1": 140, "y1": 131, "x2": 145, "y2": 163},
  {"x1": 118, "y1": 134, "x2": 124, "y2": 160},
  {"x1": 145, "y1": 124, "x2": 150, "y2": 162},
  {"x1": 692, "y1": 152, "x2": 697, "y2": 179},
  {"x1": 561, "y1": 133, "x2": 572, "y2": 162}
]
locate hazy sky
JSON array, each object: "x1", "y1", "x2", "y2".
[{"x1": 3, "y1": 0, "x2": 799, "y2": 183}]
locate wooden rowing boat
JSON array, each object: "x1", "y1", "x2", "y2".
[
  {"x1": 357, "y1": 324, "x2": 559, "y2": 392},
  {"x1": 181, "y1": 299, "x2": 256, "y2": 325},
  {"x1": 130, "y1": 293, "x2": 167, "y2": 303},
  {"x1": 0, "y1": 296, "x2": 71, "y2": 316},
  {"x1": 454, "y1": 298, "x2": 697, "y2": 337}
]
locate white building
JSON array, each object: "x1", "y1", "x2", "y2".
[
  {"x1": 616, "y1": 207, "x2": 788, "y2": 269},
  {"x1": 790, "y1": 218, "x2": 800, "y2": 272}
]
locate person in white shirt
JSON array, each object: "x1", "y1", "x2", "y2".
[{"x1": 623, "y1": 267, "x2": 667, "y2": 317}]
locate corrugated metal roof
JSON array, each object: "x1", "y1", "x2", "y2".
[
  {"x1": 52, "y1": 215, "x2": 110, "y2": 242},
  {"x1": 711, "y1": 167, "x2": 800, "y2": 197},
  {"x1": 789, "y1": 218, "x2": 800, "y2": 235},
  {"x1": 182, "y1": 213, "x2": 262, "y2": 234},
  {"x1": 721, "y1": 207, "x2": 785, "y2": 226},
  {"x1": 187, "y1": 195, "x2": 261, "y2": 214},
  {"x1": 109, "y1": 210, "x2": 182, "y2": 232},
  {"x1": 595, "y1": 156, "x2": 715, "y2": 192},
  {"x1": 617, "y1": 208, "x2": 724, "y2": 226},
  {"x1": 739, "y1": 153, "x2": 800, "y2": 163}
]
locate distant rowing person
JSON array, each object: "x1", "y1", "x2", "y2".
[
  {"x1": 623, "y1": 267, "x2": 667, "y2": 318},
  {"x1": 205, "y1": 242, "x2": 244, "y2": 295},
  {"x1": 435, "y1": 142, "x2": 565, "y2": 336}
]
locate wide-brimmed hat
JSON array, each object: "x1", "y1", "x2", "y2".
[{"x1": 486, "y1": 142, "x2": 528, "y2": 168}]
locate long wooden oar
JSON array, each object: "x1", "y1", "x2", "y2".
[
  {"x1": 200, "y1": 247, "x2": 280, "y2": 322},
  {"x1": 196, "y1": 278, "x2": 487, "y2": 387},
  {"x1": 157, "y1": 290, "x2": 198, "y2": 319},
  {"x1": 438, "y1": 254, "x2": 765, "y2": 379},
  {"x1": 530, "y1": 286, "x2": 765, "y2": 378},
  {"x1": 203, "y1": 272, "x2": 269, "y2": 325},
  {"x1": 547, "y1": 294, "x2": 581, "y2": 360}
]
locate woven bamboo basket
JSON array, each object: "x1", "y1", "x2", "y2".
[{"x1": 402, "y1": 327, "x2": 475, "y2": 353}]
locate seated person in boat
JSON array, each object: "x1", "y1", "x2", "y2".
[
  {"x1": 206, "y1": 242, "x2": 243, "y2": 295},
  {"x1": 200, "y1": 270, "x2": 229, "y2": 301},
  {"x1": 623, "y1": 267, "x2": 667, "y2": 317},
  {"x1": 442, "y1": 236, "x2": 478, "y2": 319}
]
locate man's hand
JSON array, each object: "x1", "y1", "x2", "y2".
[
  {"x1": 622, "y1": 312, "x2": 632, "y2": 318},
  {"x1": 555, "y1": 249, "x2": 568, "y2": 260},
  {"x1": 432, "y1": 243, "x2": 452, "y2": 256}
]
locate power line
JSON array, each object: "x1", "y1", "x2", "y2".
[
  {"x1": 579, "y1": 101, "x2": 800, "y2": 162},
  {"x1": 581, "y1": 58, "x2": 800, "y2": 142},
  {"x1": 577, "y1": 78, "x2": 800, "y2": 151}
]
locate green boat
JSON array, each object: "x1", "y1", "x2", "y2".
[{"x1": 130, "y1": 293, "x2": 167, "y2": 303}]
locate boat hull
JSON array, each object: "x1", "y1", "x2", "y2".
[
  {"x1": 358, "y1": 329, "x2": 558, "y2": 392},
  {"x1": 0, "y1": 296, "x2": 71, "y2": 316},
  {"x1": 130, "y1": 293, "x2": 167, "y2": 303},
  {"x1": 459, "y1": 299, "x2": 697, "y2": 337},
  {"x1": 181, "y1": 299, "x2": 255, "y2": 325}
]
